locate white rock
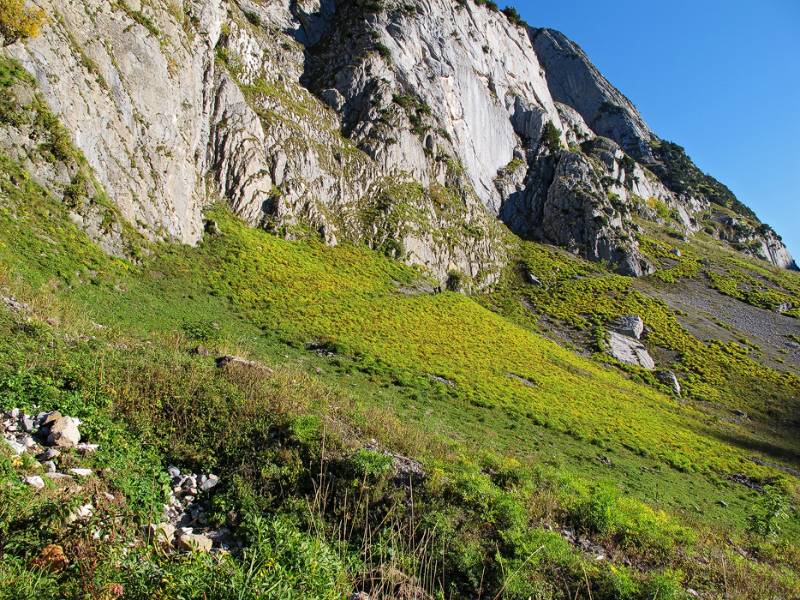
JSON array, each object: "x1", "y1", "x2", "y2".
[
  {"x1": 67, "y1": 503, "x2": 94, "y2": 524},
  {"x1": 3, "y1": 438, "x2": 26, "y2": 455},
  {"x1": 607, "y1": 331, "x2": 655, "y2": 370},
  {"x1": 200, "y1": 474, "x2": 219, "y2": 492},
  {"x1": 23, "y1": 476, "x2": 45, "y2": 490},
  {"x1": 69, "y1": 468, "x2": 93, "y2": 478},
  {"x1": 47, "y1": 417, "x2": 81, "y2": 448}
]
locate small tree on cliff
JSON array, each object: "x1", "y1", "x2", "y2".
[{"x1": 541, "y1": 121, "x2": 563, "y2": 153}]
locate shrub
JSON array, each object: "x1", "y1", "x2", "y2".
[
  {"x1": 748, "y1": 485, "x2": 789, "y2": 538},
  {"x1": 181, "y1": 319, "x2": 221, "y2": 342},
  {"x1": 0, "y1": 0, "x2": 45, "y2": 46},
  {"x1": 446, "y1": 269, "x2": 464, "y2": 292},
  {"x1": 244, "y1": 10, "x2": 261, "y2": 26},
  {"x1": 541, "y1": 121, "x2": 562, "y2": 153},
  {"x1": 502, "y1": 6, "x2": 525, "y2": 26},
  {"x1": 349, "y1": 448, "x2": 393, "y2": 480},
  {"x1": 374, "y1": 41, "x2": 391, "y2": 60}
]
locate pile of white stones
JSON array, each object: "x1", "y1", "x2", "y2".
[
  {"x1": 2, "y1": 408, "x2": 99, "y2": 525},
  {"x1": 145, "y1": 465, "x2": 237, "y2": 553},
  {"x1": 2, "y1": 408, "x2": 98, "y2": 490}
]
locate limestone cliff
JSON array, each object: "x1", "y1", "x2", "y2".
[{"x1": 1, "y1": 0, "x2": 794, "y2": 283}]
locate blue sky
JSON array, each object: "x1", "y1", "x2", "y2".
[{"x1": 506, "y1": 0, "x2": 800, "y2": 259}]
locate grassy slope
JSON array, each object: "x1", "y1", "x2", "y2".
[
  {"x1": 2, "y1": 148, "x2": 800, "y2": 594},
  {"x1": 1, "y1": 53, "x2": 799, "y2": 598}
]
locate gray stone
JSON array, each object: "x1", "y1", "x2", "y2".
[
  {"x1": 69, "y1": 468, "x2": 93, "y2": 478},
  {"x1": 20, "y1": 416, "x2": 35, "y2": 432},
  {"x1": 145, "y1": 522, "x2": 176, "y2": 548},
  {"x1": 613, "y1": 316, "x2": 645, "y2": 340},
  {"x1": 656, "y1": 370, "x2": 681, "y2": 396},
  {"x1": 215, "y1": 355, "x2": 273, "y2": 375},
  {"x1": 66, "y1": 503, "x2": 94, "y2": 524},
  {"x1": 4, "y1": 438, "x2": 26, "y2": 455},
  {"x1": 167, "y1": 466, "x2": 181, "y2": 478},
  {"x1": 37, "y1": 448, "x2": 61, "y2": 461},
  {"x1": 200, "y1": 474, "x2": 219, "y2": 492},
  {"x1": 47, "y1": 417, "x2": 81, "y2": 448},
  {"x1": 23, "y1": 476, "x2": 45, "y2": 490},
  {"x1": 607, "y1": 331, "x2": 655, "y2": 370},
  {"x1": 524, "y1": 270, "x2": 542, "y2": 286},
  {"x1": 176, "y1": 528, "x2": 213, "y2": 552},
  {"x1": 43, "y1": 461, "x2": 57, "y2": 473}
]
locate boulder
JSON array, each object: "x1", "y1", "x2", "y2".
[
  {"x1": 47, "y1": 417, "x2": 81, "y2": 447},
  {"x1": 215, "y1": 355, "x2": 274, "y2": 375},
  {"x1": 69, "y1": 468, "x2": 93, "y2": 478},
  {"x1": 41, "y1": 411, "x2": 63, "y2": 426},
  {"x1": 607, "y1": 331, "x2": 655, "y2": 370},
  {"x1": 613, "y1": 315, "x2": 645, "y2": 340}
]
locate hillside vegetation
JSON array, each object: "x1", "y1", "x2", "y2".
[{"x1": 1, "y1": 144, "x2": 799, "y2": 598}]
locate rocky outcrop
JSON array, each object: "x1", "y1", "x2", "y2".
[
  {"x1": 531, "y1": 28, "x2": 654, "y2": 163},
  {"x1": 711, "y1": 214, "x2": 798, "y2": 270},
  {"x1": 530, "y1": 28, "x2": 795, "y2": 270},
  {"x1": 6, "y1": 0, "x2": 226, "y2": 244},
  {"x1": 607, "y1": 331, "x2": 655, "y2": 370}
]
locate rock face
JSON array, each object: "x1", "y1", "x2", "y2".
[
  {"x1": 6, "y1": 0, "x2": 226, "y2": 244},
  {"x1": 607, "y1": 331, "x2": 655, "y2": 370},
  {"x1": 1, "y1": 0, "x2": 794, "y2": 281},
  {"x1": 532, "y1": 29, "x2": 655, "y2": 163}
]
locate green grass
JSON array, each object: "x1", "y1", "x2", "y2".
[
  {"x1": 1, "y1": 68, "x2": 799, "y2": 594},
  {"x1": 1, "y1": 177, "x2": 799, "y2": 595}
]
